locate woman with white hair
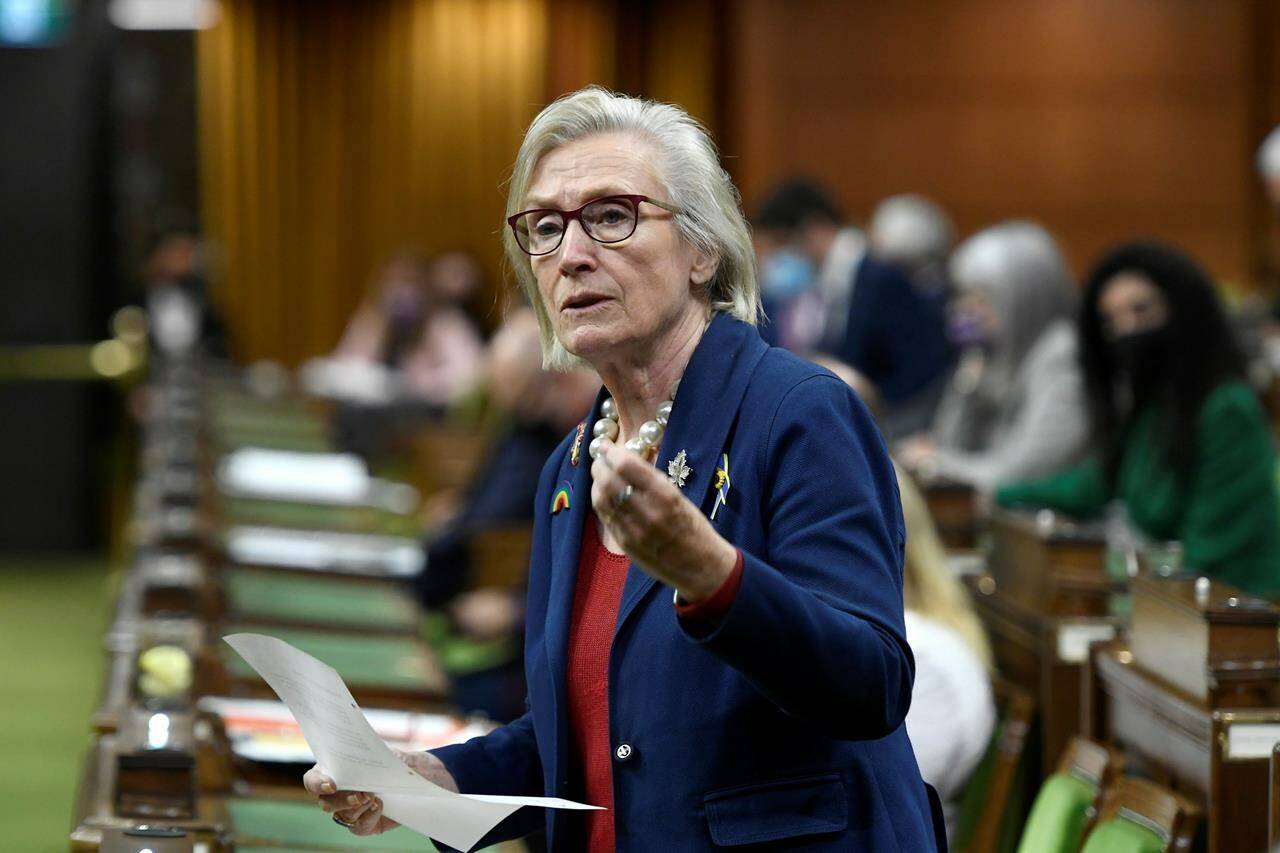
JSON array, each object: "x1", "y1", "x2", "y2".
[
  {"x1": 868, "y1": 193, "x2": 955, "y2": 285},
  {"x1": 307, "y1": 86, "x2": 943, "y2": 851},
  {"x1": 898, "y1": 221, "x2": 1090, "y2": 490}
]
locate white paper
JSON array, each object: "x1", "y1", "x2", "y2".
[
  {"x1": 224, "y1": 526, "x2": 424, "y2": 577},
  {"x1": 299, "y1": 357, "x2": 402, "y2": 404},
  {"x1": 218, "y1": 448, "x2": 371, "y2": 505},
  {"x1": 1055, "y1": 621, "x2": 1117, "y2": 663},
  {"x1": 223, "y1": 633, "x2": 598, "y2": 851},
  {"x1": 1224, "y1": 722, "x2": 1280, "y2": 760}
]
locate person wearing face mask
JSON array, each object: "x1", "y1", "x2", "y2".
[
  {"x1": 333, "y1": 250, "x2": 485, "y2": 406},
  {"x1": 753, "y1": 180, "x2": 953, "y2": 439},
  {"x1": 897, "y1": 221, "x2": 1089, "y2": 490},
  {"x1": 997, "y1": 241, "x2": 1280, "y2": 599}
]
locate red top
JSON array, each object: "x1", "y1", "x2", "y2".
[{"x1": 565, "y1": 517, "x2": 744, "y2": 851}]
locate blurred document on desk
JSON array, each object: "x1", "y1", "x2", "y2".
[{"x1": 224, "y1": 633, "x2": 598, "y2": 851}]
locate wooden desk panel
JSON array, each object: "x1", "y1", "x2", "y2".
[
  {"x1": 1092, "y1": 643, "x2": 1280, "y2": 853},
  {"x1": 968, "y1": 574, "x2": 1120, "y2": 779},
  {"x1": 986, "y1": 508, "x2": 1110, "y2": 619}
]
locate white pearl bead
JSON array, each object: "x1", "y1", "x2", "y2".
[
  {"x1": 624, "y1": 437, "x2": 647, "y2": 453},
  {"x1": 600, "y1": 397, "x2": 617, "y2": 420},
  {"x1": 589, "y1": 436, "x2": 607, "y2": 460},
  {"x1": 592, "y1": 418, "x2": 618, "y2": 440},
  {"x1": 639, "y1": 420, "x2": 664, "y2": 445},
  {"x1": 656, "y1": 401, "x2": 673, "y2": 425}
]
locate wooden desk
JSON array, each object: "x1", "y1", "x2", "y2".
[
  {"x1": 68, "y1": 734, "x2": 229, "y2": 852},
  {"x1": 917, "y1": 475, "x2": 978, "y2": 550},
  {"x1": 93, "y1": 617, "x2": 205, "y2": 734},
  {"x1": 967, "y1": 507, "x2": 1114, "y2": 778},
  {"x1": 986, "y1": 508, "x2": 1113, "y2": 618},
  {"x1": 1086, "y1": 575, "x2": 1280, "y2": 853}
]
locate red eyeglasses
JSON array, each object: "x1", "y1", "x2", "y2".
[{"x1": 507, "y1": 194, "x2": 682, "y2": 256}]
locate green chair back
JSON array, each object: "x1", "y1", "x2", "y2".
[
  {"x1": 1080, "y1": 816, "x2": 1167, "y2": 853},
  {"x1": 1014, "y1": 772, "x2": 1097, "y2": 853}
]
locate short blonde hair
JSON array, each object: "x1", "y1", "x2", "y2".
[{"x1": 504, "y1": 86, "x2": 760, "y2": 369}]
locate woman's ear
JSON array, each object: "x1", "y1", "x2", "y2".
[{"x1": 690, "y1": 249, "x2": 718, "y2": 287}]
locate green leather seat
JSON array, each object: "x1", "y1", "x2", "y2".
[
  {"x1": 1080, "y1": 816, "x2": 1167, "y2": 853},
  {"x1": 1014, "y1": 772, "x2": 1097, "y2": 853}
]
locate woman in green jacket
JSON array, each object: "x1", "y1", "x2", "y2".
[{"x1": 997, "y1": 241, "x2": 1280, "y2": 598}]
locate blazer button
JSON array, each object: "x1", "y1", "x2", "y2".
[{"x1": 614, "y1": 743, "x2": 634, "y2": 762}]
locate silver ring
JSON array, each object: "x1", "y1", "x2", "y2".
[
  {"x1": 612, "y1": 484, "x2": 634, "y2": 511},
  {"x1": 333, "y1": 813, "x2": 356, "y2": 828}
]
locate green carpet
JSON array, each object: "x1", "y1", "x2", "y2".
[{"x1": 0, "y1": 557, "x2": 111, "y2": 852}]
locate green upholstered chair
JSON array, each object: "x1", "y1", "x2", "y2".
[
  {"x1": 1079, "y1": 776, "x2": 1198, "y2": 853},
  {"x1": 952, "y1": 680, "x2": 1036, "y2": 853},
  {"x1": 1015, "y1": 773, "x2": 1097, "y2": 853},
  {"x1": 1015, "y1": 736, "x2": 1121, "y2": 853},
  {"x1": 1080, "y1": 818, "x2": 1167, "y2": 853}
]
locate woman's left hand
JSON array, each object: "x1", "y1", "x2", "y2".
[{"x1": 591, "y1": 439, "x2": 737, "y2": 604}]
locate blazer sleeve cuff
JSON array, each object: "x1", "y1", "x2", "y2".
[{"x1": 674, "y1": 548, "x2": 744, "y2": 629}]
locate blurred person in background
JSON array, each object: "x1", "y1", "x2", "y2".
[
  {"x1": 754, "y1": 179, "x2": 953, "y2": 439},
  {"x1": 898, "y1": 222, "x2": 1089, "y2": 490},
  {"x1": 416, "y1": 308, "x2": 597, "y2": 721},
  {"x1": 1258, "y1": 125, "x2": 1280, "y2": 215},
  {"x1": 998, "y1": 241, "x2": 1280, "y2": 598},
  {"x1": 142, "y1": 230, "x2": 229, "y2": 357},
  {"x1": 867, "y1": 193, "x2": 955, "y2": 301},
  {"x1": 334, "y1": 249, "x2": 485, "y2": 406},
  {"x1": 431, "y1": 249, "x2": 492, "y2": 337},
  {"x1": 751, "y1": 180, "x2": 845, "y2": 352},
  {"x1": 895, "y1": 463, "x2": 995, "y2": 841}
]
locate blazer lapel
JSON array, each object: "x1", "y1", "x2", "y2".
[
  {"x1": 613, "y1": 313, "x2": 769, "y2": 638},
  {"x1": 543, "y1": 390, "x2": 607, "y2": 790}
]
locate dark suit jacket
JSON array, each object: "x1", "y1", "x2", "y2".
[
  {"x1": 823, "y1": 256, "x2": 952, "y2": 404},
  {"x1": 434, "y1": 313, "x2": 943, "y2": 851}
]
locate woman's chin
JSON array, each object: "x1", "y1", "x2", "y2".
[{"x1": 559, "y1": 323, "x2": 629, "y2": 362}]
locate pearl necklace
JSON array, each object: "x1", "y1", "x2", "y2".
[{"x1": 588, "y1": 381, "x2": 679, "y2": 464}]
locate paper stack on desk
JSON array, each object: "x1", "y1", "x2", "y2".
[
  {"x1": 197, "y1": 696, "x2": 492, "y2": 765},
  {"x1": 224, "y1": 633, "x2": 599, "y2": 851}
]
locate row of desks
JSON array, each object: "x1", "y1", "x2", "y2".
[
  {"x1": 70, "y1": 358, "x2": 519, "y2": 852},
  {"x1": 922, "y1": 475, "x2": 1280, "y2": 853}
]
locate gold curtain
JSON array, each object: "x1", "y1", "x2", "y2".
[{"x1": 197, "y1": 0, "x2": 547, "y2": 365}]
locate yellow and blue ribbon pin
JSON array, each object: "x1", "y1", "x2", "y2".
[{"x1": 711, "y1": 453, "x2": 731, "y2": 520}]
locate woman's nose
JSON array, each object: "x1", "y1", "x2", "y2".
[{"x1": 558, "y1": 220, "x2": 598, "y2": 273}]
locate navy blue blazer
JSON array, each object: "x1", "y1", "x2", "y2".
[{"x1": 433, "y1": 313, "x2": 943, "y2": 851}]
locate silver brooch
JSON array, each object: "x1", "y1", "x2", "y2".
[{"x1": 667, "y1": 449, "x2": 692, "y2": 488}]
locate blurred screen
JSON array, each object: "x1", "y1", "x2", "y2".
[{"x1": 0, "y1": 0, "x2": 71, "y2": 47}]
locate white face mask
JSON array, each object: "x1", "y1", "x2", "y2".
[{"x1": 150, "y1": 287, "x2": 201, "y2": 354}]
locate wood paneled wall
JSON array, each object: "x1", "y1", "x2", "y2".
[{"x1": 725, "y1": 0, "x2": 1279, "y2": 288}]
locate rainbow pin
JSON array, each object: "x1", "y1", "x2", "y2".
[{"x1": 551, "y1": 481, "x2": 573, "y2": 515}]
